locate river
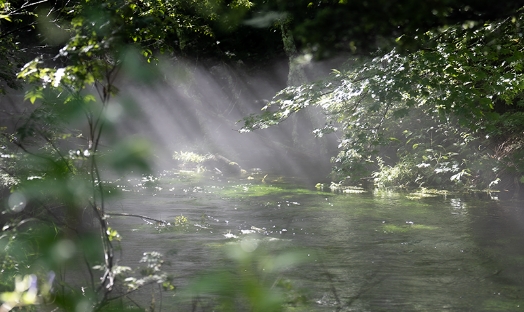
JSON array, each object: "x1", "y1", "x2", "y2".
[{"x1": 108, "y1": 170, "x2": 524, "y2": 311}]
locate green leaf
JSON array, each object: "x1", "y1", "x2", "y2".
[
  {"x1": 24, "y1": 88, "x2": 44, "y2": 104},
  {"x1": 83, "y1": 94, "x2": 96, "y2": 102}
]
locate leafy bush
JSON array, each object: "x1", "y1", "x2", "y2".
[
  {"x1": 0, "y1": 1, "x2": 179, "y2": 310},
  {"x1": 241, "y1": 12, "x2": 524, "y2": 192}
]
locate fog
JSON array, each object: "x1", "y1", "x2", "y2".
[
  {"x1": 0, "y1": 54, "x2": 345, "y2": 185},
  {"x1": 113, "y1": 56, "x2": 343, "y2": 184}
]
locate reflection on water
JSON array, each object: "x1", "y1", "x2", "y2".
[{"x1": 110, "y1": 172, "x2": 524, "y2": 311}]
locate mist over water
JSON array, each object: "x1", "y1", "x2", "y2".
[
  {"x1": 109, "y1": 170, "x2": 524, "y2": 311},
  {"x1": 116, "y1": 56, "x2": 343, "y2": 184}
]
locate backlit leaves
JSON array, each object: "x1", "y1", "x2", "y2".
[{"x1": 243, "y1": 9, "x2": 524, "y2": 182}]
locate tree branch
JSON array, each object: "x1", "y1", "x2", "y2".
[{"x1": 105, "y1": 212, "x2": 168, "y2": 225}]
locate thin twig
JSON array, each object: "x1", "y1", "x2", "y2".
[
  {"x1": 105, "y1": 212, "x2": 168, "y2": 225},
  {"x1": 20, "y1": 0, "x2": 48, "y2": 9}
]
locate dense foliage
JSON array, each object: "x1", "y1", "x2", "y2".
[
  {"x1": 242, "y1": 8, "x2": 524, "y2": 192},
  {"x1": 2, "y1": 0, "x2": 524, "y2": 311},
  {"x1": 251, "y1": 0, "x2": 524, "y2": 57}
]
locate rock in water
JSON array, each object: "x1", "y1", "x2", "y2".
[{"x1": 203, "y1": 154, "x2": 243, "y2": 177}]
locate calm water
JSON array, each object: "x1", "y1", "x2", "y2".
[{"x1": 110, "y1": 171, "x2": 524, "y2": 311}]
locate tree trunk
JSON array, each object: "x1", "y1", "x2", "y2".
[{"x1": 279, "y1": 21, "x2": 331, "y2": 181}]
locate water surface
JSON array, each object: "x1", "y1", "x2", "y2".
[{"x1": 110, "y1": 172, "x2": 524, "y2": 311}]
